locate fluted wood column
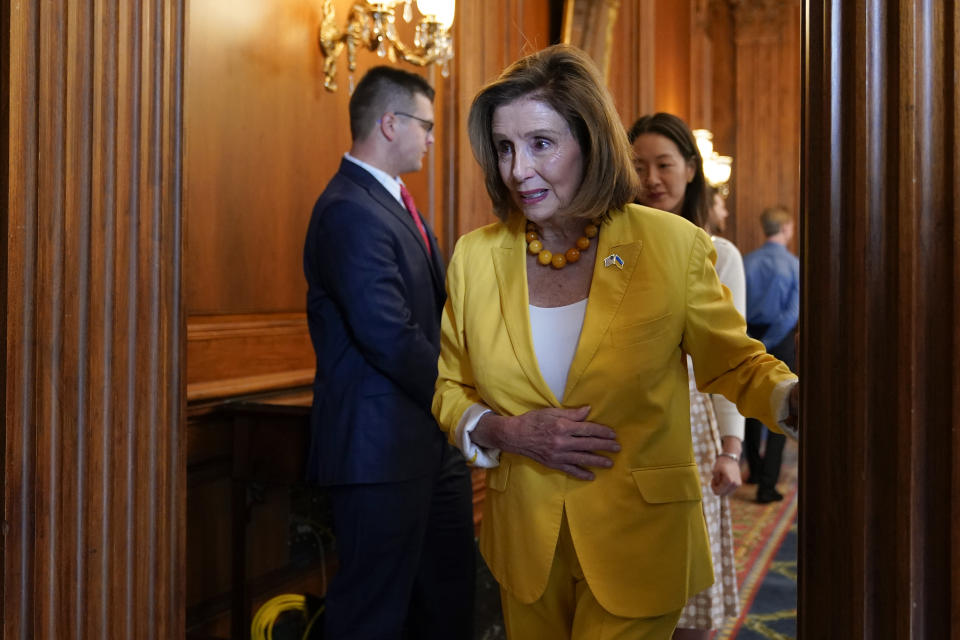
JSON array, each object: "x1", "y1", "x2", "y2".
[
  {"x1": 800, "y1": 1, "x2": 959, "y2": 637},
  {"x1": 2, "y1": 1, "x2": 185, "y2": 638}
]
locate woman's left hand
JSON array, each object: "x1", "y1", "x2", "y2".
[{"x1": 710, "y1": 455, "x2": 743, "y2": 496}]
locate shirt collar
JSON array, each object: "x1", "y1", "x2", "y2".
[{"x1": 344, "y1": 153, "x2": 405, "y2": 205}]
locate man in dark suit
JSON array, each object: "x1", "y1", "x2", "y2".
[{"x1": 303, "y1": 66, "x2": 474, "y2": 640}]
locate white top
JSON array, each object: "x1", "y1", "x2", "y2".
[
  {"x1": 529, "y1": 300, "x2": 589, "y2": 402},
  {"x1": 454, "y1": 300, "x2": 587, "y2": 467},
  {"x1": 708, "y1": 236, "x2": 748, "y2": 441}
]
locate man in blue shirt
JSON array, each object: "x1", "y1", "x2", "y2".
[{"x1": 743, "y1": 206, "x2": 800, "y2": 503}]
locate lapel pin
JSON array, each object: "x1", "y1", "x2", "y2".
[{"x1": 603, "y1": 253, "x2": 624, "y2": 269}]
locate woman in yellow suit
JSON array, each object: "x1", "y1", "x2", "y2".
[{"x1": 432, "y1": 45, "x2": 798, "y2": 640}]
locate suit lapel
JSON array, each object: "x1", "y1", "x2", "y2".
[
  {"x1": 492, "y1": 223, "x2": 557, "y2": 405},
  {"x1": 340, "y1": 160, "x2": 445, "y2": 293},
  {"x1": 564, "y1": 221, "x2": 644, "y2": 399}
]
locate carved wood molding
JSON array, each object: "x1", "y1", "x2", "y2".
[
  {"x1": 187, "y1": 313, "x2": 309, "y2": 340},
  {"x1": 187, "y1": 368, "x2": 315, "y2": 403},
  {"x1": 730, "y1": 0, "x2": 799, "y2": 41},
  {"x1": 186, "y1": 313, "x2": 314, "y2": 403},
  {"x1": 562, "y1": 0, "x2": 622, "y2": 80},
  {"x1": 694, "y1": 0, "x2": 711, "y2": 30}
]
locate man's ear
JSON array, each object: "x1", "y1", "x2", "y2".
[{"x1": 379, "y1": 112, "x2": 396, "y2": 142}]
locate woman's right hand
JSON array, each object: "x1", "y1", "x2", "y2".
[{"x1": 471, "y1": 406, "x2": 620, "y2": 480}]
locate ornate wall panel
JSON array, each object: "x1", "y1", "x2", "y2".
[
  {"x1": 562, "y1": 0, "x2": 621, "y2": 80},
  {"x1": 730, "y1": 0, "x2": 801, "y2": 255},
  {"x1": 651, "y1": 0, "x2": 693, "y2": 121},
  {"x1": 800, "y1": 1, "x2": 960, "y2": 636},
  {"x1": 2, "y1": 1, "x2": 185, "y2": 638},
  {"x1": 707, "y1": 0, "x2": 738, "y2": 236},
  {"x1": 607, "y1": 1, "x2": 690, "y2": 127},
  {"x1": 607, "y1": 0, "x2": 649, "y2": 126},
  {"x1": 689, "y1": 0, "x2": 713, "y2": 129}
]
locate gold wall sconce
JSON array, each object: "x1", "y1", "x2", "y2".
[
  {"x1": 318, "y1": 0, "x2": 456, "y2": 92},
  {"x1": 693, "y1": 129, "x2": 733, "y2": 195}
]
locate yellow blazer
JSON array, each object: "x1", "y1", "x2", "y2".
[{"x1": 433, "y1": 204, "x2": 796, "y2": 618}]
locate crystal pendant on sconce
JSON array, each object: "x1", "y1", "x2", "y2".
[
  {"x1": 317, "y1": 0, "x2": 457, "y2": 92},
  {"x1": 440, "y1": 60, "x2": 450, "y2": 78}
]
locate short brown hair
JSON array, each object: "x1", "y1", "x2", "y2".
[
  {"x1": 627, "y1": 113, "x2": 707, "y2": 227},
  {"x1": 467, "y1": 45, "x2": 638, "y2": 221},
  {"x1": 760, "y1": 206, "x2": 792, "y2": 236},
  {"x1": 349, "y1": 66, "x2": 434, "y2": 142}
]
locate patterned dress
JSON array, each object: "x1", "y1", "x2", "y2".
[
  {"x1": 676, "y1": 236, "x2": 745, "y2": 630},
  {"x1": 675, "y1": 363, "x2": 740, "y2": 629}
]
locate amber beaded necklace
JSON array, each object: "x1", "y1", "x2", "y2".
[{"x1": 525, "y1": 219, "x2": 599, "y2": 269}]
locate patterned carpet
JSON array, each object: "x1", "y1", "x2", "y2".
[{"x1": 716, "y1": 438, "x2": 799, "y2": 639}]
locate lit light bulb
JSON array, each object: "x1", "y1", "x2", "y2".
[
  {"x1": 692, "y1": 129, "x2": 714, "y2": 160},
  {"x1": 417, "y1": 0, "x2": 455, "y2": 27}
]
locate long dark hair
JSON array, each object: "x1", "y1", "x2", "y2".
[{"x1": 627, "y1": 113, "x2": 708, "y2": 228}]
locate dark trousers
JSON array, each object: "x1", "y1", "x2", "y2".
[
  {"x1": 744, "y1": 327, "x2": 796, "y2": 493},
  {"x1": 324, "y1": 443, "x2": 475, "y2": 640}
]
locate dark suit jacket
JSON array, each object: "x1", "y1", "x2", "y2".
[{"x1": 303, "y1": 158, "x2": 447, "y2": 486}]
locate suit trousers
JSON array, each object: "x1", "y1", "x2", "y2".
[
  {"x1": 499, "y1": 511, "x2": 683, "y2": 640},
  {"x1": 744, "y1": 327, "x2": 797, "y2": 492},
  {"x1": 323, "y1": 443, "x2": 475, "y2": 640}
]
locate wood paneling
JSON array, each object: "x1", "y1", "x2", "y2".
[
  {"x1": 608, "y1": 1, "x2": 691, "y2": 127},
  {"x1": 449, "y1": 0, "x2": 553, "y2": 240},
  {"x1": 708, "y1": 0, "x2": 738, "y2": 237},
  {"x1": 653, "y1": 0, "x2": 692, "y2": 121},
  {"x1": 730, "y1": 0, "x2": 801, "y2": 255},
  {"x1": 562, "y1": 0, "x2": 621, "y2": 80},
  {"x1": 608, "y1": 0, "x2": 656, "y2": 125},
  {"x1": 800, "y1": 1, "x2": 960, "y2": 637},
  {"x1": 689, "y1": 0, "x2": 712, "y2": 129},
  {"x1": 2, "y1": 1, "x2": 185, "y2": 638},
  {"x1": 186, "y1": 313, "x2": 313, "y2": 402}
]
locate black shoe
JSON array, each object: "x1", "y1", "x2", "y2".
[{"x1": 756, "y1": 488, "x2": 784, "y2": 504}]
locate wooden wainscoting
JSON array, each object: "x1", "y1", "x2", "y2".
[{"x1": 187, "y1": 313, "x2": 314, "y2": 403}]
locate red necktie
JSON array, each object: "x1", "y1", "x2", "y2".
[{"x1": 399, "y1": 184, "x2": 432, "y2": 256}]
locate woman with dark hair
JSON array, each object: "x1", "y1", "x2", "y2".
[
  {"x1": 629, "y1": 113, "x2": 746, "y2": 640},
  {"x1": 433, "y1": 46, "x2": 798, "y2": 638}
]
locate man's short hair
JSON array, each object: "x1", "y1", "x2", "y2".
[
  {"x1": 760, "y1": 206, "x2": 792, "y2": 236},
  {"x1": 348, "y1": 66, "x2": 435, "y2": 142}
]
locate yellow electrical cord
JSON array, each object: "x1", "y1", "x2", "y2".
[
  {"x1": 250, "y1": 593, "x2": 308, "y2": 640},
  {"x1": 302, "y1": 603, "x2": 325, "y2": 639}
]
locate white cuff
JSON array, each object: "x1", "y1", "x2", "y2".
[
  {"x1": 771, "y1": 379, "x2": 799, "y2": 440},
  {"x1": 711, "y1": 395, "x2": 745, "y2": 441},
  {"x1": 455, "y1": 403, "x2": 501, "y2": 468}
]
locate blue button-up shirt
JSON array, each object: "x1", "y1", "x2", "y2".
[{"x1": 743, "y1": 241, "x2": 799, "y2": 350}]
